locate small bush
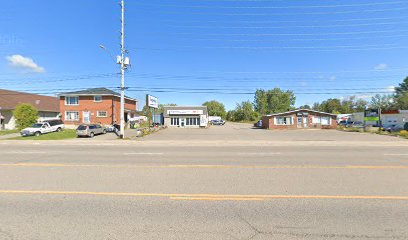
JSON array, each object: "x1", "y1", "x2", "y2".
[{"x1": 13, "y1": 103, "x2": 38, "y2": 130}]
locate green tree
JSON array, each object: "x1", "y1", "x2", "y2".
[
  {"x1": 226, "y1": 110, "x2": 236, "y2": 121},
  {"x1": 231, "y1": 101, "x2": 258, "y2": 122},
  {"x1": 202, "y1": 100, "x2": 227, "y2": 119},
  {"x1": 299, "y1": 104, "x2": 311, "y2": 110},
  {"x1": 354, "y1": 99, "x2": 368, "y2": 112},
  {"x1": 253, "y1": 89, "x2": 268, "y2": 115},
  {"x1": 13, "y1": 103, "x2": 39, "y2": 130},
  {"x1": 312, "y1": 102, "x2": 321, "y2": 111},
  {"x1": 157, "y1": 103, "x2": 177, "y2": 114},
  {"x1": 395, "y1": 76, "x2": 408, "y2": 97},
  {"x1": 369, "y1": 94, "x2": 395, "y2": 110},
  {"x1": 319, "y1": 98, "x2": 343, "y2": 113},
  {"x1": 254, "y1": 88, "x2": 296, "y2": 114},
  {"x1": 395, "y1": 93, "x2": 408, "y2": 110}
]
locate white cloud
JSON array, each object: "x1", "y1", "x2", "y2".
[
  {"x1": 329, "y1": 76, "x2": 336, "y2": 81},
  {"x1": 385, "y1": 85, "x2": 395, "y2": 92},
  {"x1": 6, "y1": 54, "x2": 45, "y2": 73},
  {"x1": 374, "y1": 63, "x2": 388, "y2": 70},
  {"x1": 299, "y1": 81, "x2": 308, "y2": 87}
]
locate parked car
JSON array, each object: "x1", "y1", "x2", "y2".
[
  {"x1": 350, "y1": 121, "x2": 364, "y2": 128},
  {"x1": 20, "y1": 120, "x2": 64, "y2": 137},
  {"x1": 211, "y1": 119, "x2": 225, "y2": 126},
  {"x1": 382, "y1": 124, "x2": 403, "y2": 133},
  {"x1": 76, "y1": 124, "x2": 107, "y2": 138},
  {"x1": 338, "y1": 120, "x2": 352, "y2": 127},
  {"x1": 254, "y1": 120, "x2": 263, "y2": 128}
]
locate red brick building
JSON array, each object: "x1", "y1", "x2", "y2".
[
  {"x1": 59, "y1": 88, "x2": 137, "y2": 127},
  {"x1": 262, "y1": 109, "x2": 337, "y2": 130}
]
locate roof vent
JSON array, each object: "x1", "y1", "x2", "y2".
[{"x1": 35, "y1": 100, "x2": 40, "y2": 105}]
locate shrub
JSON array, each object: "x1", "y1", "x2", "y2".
[{"x1": 13, "y1": 103, "x2": 39, "y2": 130}]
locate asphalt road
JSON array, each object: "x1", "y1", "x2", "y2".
[{"x1": 1, "y1": 123, "x2": 408, "y2": 239}]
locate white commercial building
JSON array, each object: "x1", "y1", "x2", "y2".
[{"x1": 163, "y1": 106, "x2": 208, "y2": 128}]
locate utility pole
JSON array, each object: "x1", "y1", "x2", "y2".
[{"x1": 119, "y1": 0, "x2": 126, "y2": 138}]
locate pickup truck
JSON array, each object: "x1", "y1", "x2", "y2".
[{"x1": 20, "y1": 120, "x2": 64, "y2": 137}]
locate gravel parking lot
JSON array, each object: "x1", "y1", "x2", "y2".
[{"x1": 143, "y1": 122, "x2": 406, "y2": 143}]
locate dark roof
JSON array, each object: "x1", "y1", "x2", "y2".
[
  {"x1": 59, "y1": 88, "x2": 137, "y2": 101},
  {"x1": 264, "y1": 109, "x2": 337, "y2": 117},
  {"x1": 0, "y1": 89, "x2": 59, "y2": 112}
]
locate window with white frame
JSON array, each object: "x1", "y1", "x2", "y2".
[
  {"x1": 65, "y1": 111, "x2": 79, "y2": 121},
  {"x1": 97, "y1": 111, "x2": 108, "y2": 117},
  {"x1": 312, "y1": 116, "x2": 322, "y2": 124},
  {"x1": 185, "y1": 118, "x2": 200, "y2": 126},
  {"x1": 171, "y1": 117, "x2": 180, "y2": 126},
  {"x1": 94, "y1": 96, "x2": 102, "y2": 102},
  {"x1": 275, "y1": 116, "x2": 293, "y2": 125},
  {"x1": 321, "y1": 116, "x2": 331, "y2": 125},
  {"x1": 65, "y1": 96, "x2": 79, "y2": 105}
]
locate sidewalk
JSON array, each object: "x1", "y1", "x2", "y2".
[{"x1": 0, "y1": 133, "x2": 20, "y2": 140}]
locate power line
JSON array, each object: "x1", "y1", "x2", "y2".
[
  {"x1": 138, "y1": 1, "x2": 407, "y2": 10},
  {"x1": 172, "y1": 29, "x2": 408, "y2": 37},
  {"x1": 157, "y1": 16, "x2": 408, "y2": 24},
  {"x1": 135, "y1": 7, "x2": 408, "y2": 16},
  {"x1": 181, "y1": 34, "x2": 408, "y2": 43},
  {"x1": 169, "y1": 21, "x2": 408, "y2": 29},
  {"x1": 131, "y1": 43, "x2": 402, "y2": 52}
]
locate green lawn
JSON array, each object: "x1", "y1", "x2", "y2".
[
  {"x1": 0, "y1": 129, "x2": 19, "y2": 136},
  {"x1": 10, "y1": 129, "x2": 77, "y2": 140}
]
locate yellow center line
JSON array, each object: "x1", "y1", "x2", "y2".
[
  {"x1": 170, "y1": 197, "x2": 265, "y2": 201},
  {"x1": 0, "y1": 163, "x2": 408, "y2": 169},
  {"x1": 1, "y1": 190, "x2": 408, "y2": 201}
]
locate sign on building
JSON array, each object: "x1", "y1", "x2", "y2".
[
  {"x1": 167, "y1": 110, "x2": 204, "y2": 115},
  {"x1": 146, "y1": 95, "x2": 159, "y2": 109},
  {"x1": 364, "y1": 109, "x2": 380, "y2": 121}
]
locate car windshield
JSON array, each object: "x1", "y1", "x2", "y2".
[
  {"x1": 77, "y1": 125, "x2": 88, "y2": 130},
  {"x1": 31, "y1": 124, "x2": 43, "y2": 128}
]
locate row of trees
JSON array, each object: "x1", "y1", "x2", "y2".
[
  {"x1": 204, "y1": 77, "x2": 408, "y2": 122},
  {"x1": 141, "y1": 76, "x2": 408, "y2": 122}
]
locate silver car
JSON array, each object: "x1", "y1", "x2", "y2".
[{"x1": 76, "y1": 124, "x2": 106, "y2": 138}]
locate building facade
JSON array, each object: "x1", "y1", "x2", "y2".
[
  {"x1": 163, "y1": 106, "x2": 208, "y2": 128},
  {"x1": 262, "y1": 109, "x2": 337, "y2": 130},
  {"x1": 59, "y1": 88, "x2": 137, "y2": 128},
  {"x1": 0, "y1": 89, "x2": 60, "y2": 130}
]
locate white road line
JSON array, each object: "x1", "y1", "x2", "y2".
[
  {"x1": 3, "y1": 151, "x2": 46, "y2": 154},
  {"x1": 123, "y1": 153, "x2": 164, "y2": 155},
  {"x1": 240, "y1": 152, "x2": 281, "y2": 156}
]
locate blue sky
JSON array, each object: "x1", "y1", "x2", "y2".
[{"x1": 1, "y1": 0, "x2": 408, "y2": 110}]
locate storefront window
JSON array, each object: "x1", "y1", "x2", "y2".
[
  {"x1": 275, "y1": 116, "x2": 293, "y2": 125},
  {"x1": 321, "y1": 116, "x2": 330, "y2": 125},
  {"x1": 171, "y1": 117, "x2": 180, "y2": 126}
]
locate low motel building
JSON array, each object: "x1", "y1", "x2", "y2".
[
  {"x1": 163, "y1": 106, "x2": 208, "y2": 128},
  {"x1": 0, "y1": 89, "x2": 60, "y2": 130},
  {"x1": 59, "y1": 88, "x2": 137, "y2": 128},
  {"x1": 262, "y1": 109, "x2": 337, "y2": 130}
]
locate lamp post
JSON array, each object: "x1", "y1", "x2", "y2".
[{"x1": 99, "y1": 0, "x2": 129, "y2": 139}]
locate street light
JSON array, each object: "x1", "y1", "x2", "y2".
[{"x1": 99, "y1": 45, "x2": 116, "y2": 63}]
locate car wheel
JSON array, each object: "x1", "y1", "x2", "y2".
[
  {"x1": 35, "y1": 132, "x2": 41, "y2": 137},
  {"x1": 90, "y1": 132, "x2": 94, "y2": 138},
  {"x1": 56, "y1": 128, "x2": 62, "y2": 132},
  {"x1": 103, "y1": 129, "x2": 107, "y2": 134}
]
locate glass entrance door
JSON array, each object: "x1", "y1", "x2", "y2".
[
  {"x1": 83, "y1": 111, "x2": 90, "y2": 124},
  {"x1": 297, "y1": 117, "x2": 303, "y2": 128},
  {"x1": 303, "y1": 116, "x2": 309, "y2": 128},
  {"x1": 180, "y1": 118, "x2": 185, "y2": 128}
]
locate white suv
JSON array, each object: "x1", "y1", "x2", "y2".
[{"x1": 20, "y1": 119, "x2": 64, "y2": 137}]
